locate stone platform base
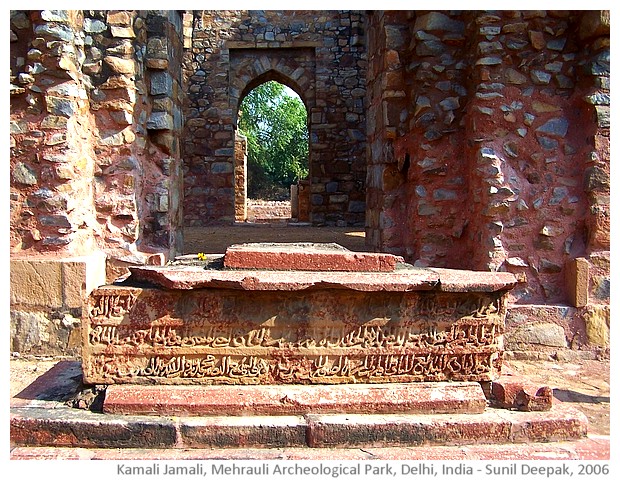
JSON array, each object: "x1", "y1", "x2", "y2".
[
  {"x1": 10, "y1": 361, "x2": 589, "y2": 452},
  {"x1": 10, "y1": 403, "x2": 589, "y2": 450},
  {"x1": 103, "y1": 382, "x2": 487, "y2": 416},
  {"x1": 10, "y1": 436, "x2": 611, "y2": 460}
]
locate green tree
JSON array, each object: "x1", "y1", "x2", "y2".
[{"x1": 238, "y1": 81, "x2": 309, "y2": 199}]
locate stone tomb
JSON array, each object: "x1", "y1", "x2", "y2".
[
  {"x1": 82, "y1": 243, "x2": 516, "y2": 386},
  {"x1": 11, "y1": 244, "x2": 590, "y2": 452}
]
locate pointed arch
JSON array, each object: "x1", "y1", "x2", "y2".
[
  {"x1": 238, "y1": 69, "x2": 308, "y2": 115},
  {"x1": 228, "y1": 48, "x2": 316, "y2": 127}
]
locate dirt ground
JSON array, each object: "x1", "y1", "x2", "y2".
[
  {"x1": 504, "y1": 357, "x2": 610, "y2": 436},
  {"x1": 9, "y1": 356, "x2": 610, "y2": 436},
  {"x1": 182, "y1": 225, "x2": 369, "y2": 254}
]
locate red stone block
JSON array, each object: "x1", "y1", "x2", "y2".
[
  {"x1": 10, "y1": 407, "x2": 177, "y2": 448},
  {"x1": 304, "y1": 404, "x2": 586, "y2": 448},
  {"x1": 429, "y1": 267, "x2": 517, "y2": 293},
  {"x1": 504, "y1": 408, "x2": 588, "y2": 443},
  {"x1": 491, "y1": 374, "x2": 553, "y2": 411},
  {"x1": 103, "y1": 382, "x2": 487, "y2": 416},
  {"x1": 223, "y1": 242, "x2": 404, "y2": 272},
  {"x1": 127, "y1": 264, "x2": 517, "y2": 293},
  {"x1": 180, "y1": 416, "x2": 307, "y2": 448}
]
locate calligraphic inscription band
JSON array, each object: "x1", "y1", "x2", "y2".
[{"x1": 82, "y1": 286, "x2": 507, "y2": 384}]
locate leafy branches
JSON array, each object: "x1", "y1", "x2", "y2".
[{"x1": 238, "y1": 81, "x2": 309, "y2": 199}]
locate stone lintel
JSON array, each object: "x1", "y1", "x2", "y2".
[
  {"x1": 225, "y1": 40, "x2": 322, "y2": 49},
  {"x1": 223, "y1": 242, "x2": 404, "y2": 272},
  {"x1": 103, "y1": 382, "x2": 487, "y2": 416}
]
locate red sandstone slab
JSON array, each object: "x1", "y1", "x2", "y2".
[
  {"x1": 10, "y1": 407, "x2": 178, "y2": 449},
  {"x1": 223, "y1": 242, "x2": 404, "y2": 272},
  {"x1": 304, "y1": 406, "x2": 588, "y2": 448},
  {"x1": 491, "y1": 373, "x2": 553, "y2": 411},
  {"x1": 10, "y1": 402, "x2": 588, "y2": 450},
  {"x1": 10, "y1": 436, "x2": 611, "y2": 460},
  {"x1": 128, "y1": 265, "x2": 516, "y2": 293},
  {"x1": 429, "y1": 268, "x2": 517, "y2": 292},
  {"x1": 103, "y1": 382, "x2": 487, "y2": 416},
  {"x1": 128, "y1": 265, "x2": 440, "y2": 291}
]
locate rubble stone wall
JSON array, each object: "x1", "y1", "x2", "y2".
[
  {"x1": 10, "y1": 9, "x2": 185, "y2": 263},
  {"x1": 366, "y1": 11, "x2": 610, "y2": 352},
  {"x1": 366, "y1": 11, "x2": 609, "y2": 302},
  {"x1": 10, "y1": 10, "x2": 186, "y2": 354}
]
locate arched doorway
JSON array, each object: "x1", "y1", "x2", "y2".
[{"x1": 235, "y1": 75, "x2": 310, "y2": 224}]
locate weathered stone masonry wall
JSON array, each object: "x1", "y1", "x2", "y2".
[
  {"x1": 9, "y1": 10, "x2": 610, "y2": 358},
  {"x1": 366, "y1": 11, "x2": 470, "y2": 259},
  {"x1": 366, "y1": 11, "x2": 610, "y2": 351},
  {"x1": 10, "y1": 10, "x2": 185, "y2": 355},
  {"x1": 182, "y1": 11, "x2": 367, "y2": 226}
]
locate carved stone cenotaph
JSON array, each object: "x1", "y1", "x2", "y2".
[{"x1": 82, "y1": 243, "x2": 515, "y2": 388}]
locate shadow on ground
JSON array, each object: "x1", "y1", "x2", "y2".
[{"x1": 553, "y1": 388, "x2": 610, "y2": 405}]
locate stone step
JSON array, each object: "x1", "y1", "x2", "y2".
[
  {"x1": 102, "y1": 382, "x2": 487, "y2": 416},
  {"x1": 9, "y1": 435, "x2": 612, "y2": 460},
  {"x1": 10, "y1": 402, "x2": 587, "y2": 450}
]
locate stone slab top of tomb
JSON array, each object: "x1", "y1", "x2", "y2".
[{"x1": 127, "y1": 242, "x2": 517, "y2": 293}]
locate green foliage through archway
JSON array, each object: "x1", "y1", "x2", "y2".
[{"x1": 238, "y1": 81, "x2": 309, "y2": 200}]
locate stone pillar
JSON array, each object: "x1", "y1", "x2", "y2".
[
  {"x1": 142, "y1": 11, "x2": 185, "y2": 257},
  {"x1": 83, "y1": 10, "x2": 185, "y2": 262},
  {"x1": 234, "y1": 132, "x2": 247, "y2": 222},
  {"x1": 296, "y1": 179, "x2": 310, "y2": 222},
  {"x1": 573, "y1": 11, "x2": 610, "y2": 348},
  {"x1": 365, "y1": 12, "x2": 410, "y2": 254},
  {"x1": 290, "y1": 184, "x2": 299, "y2": 219},
  {"x1": 10, "y1": 10, "x2": 107, "y2": 355}
]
